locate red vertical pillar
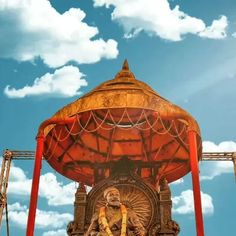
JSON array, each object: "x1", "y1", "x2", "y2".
[
  {"x1": 26, "y1": 135, "x2": 44, "y2": 236},
  {"x1": 188, "y1": 130, "x2": 204, "y2": 236}
]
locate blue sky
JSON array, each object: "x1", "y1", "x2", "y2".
[{"x1": 0, "y1": 0, "x2": 236, "y2": 235}]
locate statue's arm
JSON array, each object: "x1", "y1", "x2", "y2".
[
  {"x1": 85, "y1": 213, "x2": 99, "y2": 236},
  {"x1": 128, "y1": 210, "x2": 146, "y2": 236}
]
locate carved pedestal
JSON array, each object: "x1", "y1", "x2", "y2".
[
  {"x1": 67, "y1": 172, "x2": 179, "y2": 236},
  {"x1": 157, "y1": 179, "x2": 180, "y2": 236},
  {"x1": 67, "y1": 183, "x2": 87, "y2": 236}
]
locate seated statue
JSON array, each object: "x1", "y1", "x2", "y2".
[{"x1": 85, "y1": 187, "x2": 146, "y2": 236}]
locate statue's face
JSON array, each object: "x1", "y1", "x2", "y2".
[{"x1": 106, "y1": 190, "x2": 121, "y2": 207}]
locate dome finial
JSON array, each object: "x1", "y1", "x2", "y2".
[
  {"x1": 114, "y1": 59, "x2": 135, "y2": 80},
  {"x1": 122, "y1": 59, "x2": 129, "y2": 70}
]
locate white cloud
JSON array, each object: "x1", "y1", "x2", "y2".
[
  {"x1": 232, "y1": 32, "x2": 236, "y2": 38},
  {"x1": 203, "y1": 141, "x2": 236, "y2": 152},
  {"x1": 34, "y1": 209, "x2": 72, "y2": 229},
  {"x1": 199, "y1": 16, "x2": 228, "y2": 39},
  {"x1": 170, "y1": 178, "x2": 184, "y2": 185},
  {"x1": 200, "y1": 141, "x2": 236, "y2": 180},
  {"x1": 93, "y1": 0, "x2": 228, "y2": 41},
  {"x1": 39, "y1": 173, "x2": 75, "y2": 206},
  {"x1": 8, "y1": 164, "x2": 76, "y2": 206},
  {"x1": 200, "y1": 161, "x2": 234, "y2": 181},
  {"x1": 43, "y1": 229, "x2": 67, "y2": 236},
  {"x1": 0, "y1": 0, "x2": 118, "y2": 67},
  {"x1": 9, "y1": 164, "x2": 28, "y2": 182},
  {"x1": 4, "y1": 66, "x2": 87, "y2": 98},
  {"x1": 172, "y1": 190, "x2": 214, "y2": 215},
  {"x1": 8, "y1": 164, "x2": 32, "y2": 196},
  {"x1": 8, "y1": 202, "x2": 27, "y2": 212},
  {"x1": 7, "y1": 202, "x2": 73, "y2": 229}
]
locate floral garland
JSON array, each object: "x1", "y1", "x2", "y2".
[{"x1": 99, "y1": 204, "x2": 127, "y2": 236}]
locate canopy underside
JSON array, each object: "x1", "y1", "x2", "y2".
[{"x1": 43, "y1": 108, "x2": 201, "y2": 186}]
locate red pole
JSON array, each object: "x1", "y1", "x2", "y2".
[
  {"x1": 26, "y1": 117, "x2": 77, "y2": 235},
  {"x1": 188, "y1": 130, "x2": 204, "y2": 236},
  {"x1": 26, "y1": 135, "x2": 44, "y2": 236}
]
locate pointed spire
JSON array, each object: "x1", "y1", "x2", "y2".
[
  {"x1": 114, "y1": 59, "x2": 135, "y2": 80},
  {"x1": 122, "y1": 59, "x2": 129, "y2": 70}
]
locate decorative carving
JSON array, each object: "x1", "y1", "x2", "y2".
[
  {"x1": 149, "y1": 220, "x2": 180, "y2": 236},
  {"x1": 149, "y1": 223, "x2": 161, "y2": 235},
  {"x1": 67, "y1": 221, "x2": 77, "y2": 236},
  {"x1": 153, "y1": 178, "x2": 180, "y2": 236},
  {"x1": 85, "y1": 173, "x2": 159, "y2": 230},
  {"x1": 67, "y1": 165, "x2": 179, "y2": 236},
  {"x1": 167, "y1": 220, "x2": 180, "y2": 235},
  {"x1": 86, "y1": 186, "x2": 146, "y2": 236},
  {"x1": 159, "y1": 178, "x2": 172, "y2": 226},
  {"x1": 67, "y1": 183, "x2": 87, "y2": 236}
]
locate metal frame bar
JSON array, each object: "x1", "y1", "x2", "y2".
[{"x1": 1, "y1": 149, "x2": 236, "y2": 233}]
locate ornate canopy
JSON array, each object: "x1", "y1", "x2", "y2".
[{"x1": 42, "y1": 60, "x2": 202, "y2": 186}]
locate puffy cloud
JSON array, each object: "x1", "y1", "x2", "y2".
[
  {"x1": 4, "y1": 66, "x2": 87, "y2": 98},
  {"x1": 0, "y1": 0, "x2": 118, "y2": 68},
  {"x1": 200, "y1": 161, "x2": 234, "y2": 181},
  {"x1": 43, "y1": 229, "x2": 67, "y2": 236},
  {"x1": 39, "y1": 173, "x2": 76, "y2": 206},
  {"x1": 8, "y1": 164, "x2": 76, "y2": 206},
  {"x1": 7, "y1": 202, "x2": 73, "y2": 229},
  {"x1": 170, "y1": 178, "x2": 184, "y2": 185},
  {"x1": 203, "y1": 141, "x2": 236, "y2": 152},
  {"x1": 232, "y1": 32, "x2": 236, "y2": 38},
  {"x1": 8, "y1": 164, "x2": 32, "y2": 195},
  {"x1": 34, "y1": 210, "x2": 72, "y2": 229},
  {"x1": 8, "y1": 202, "x2": 27, "y2": 212},
  {"x1": 199, "y1": 16, "x2": 228, "y2": 39},
  {"x1": 9, "y1": 164, "x2": 28, "y2": 182},
  {"x1": 93, "y1": 0, "x2": 228, "y2": 41},
  {"x1": 200, "y1": 141, "x2": 236, "y2": 180},
  {"x1": 172, "y1": 190, "x2": 214, "y2": 215}
]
